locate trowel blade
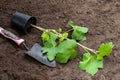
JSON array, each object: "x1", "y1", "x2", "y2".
[{"x1": 25, "y1": 43, "x2": 56, "y2": 67}]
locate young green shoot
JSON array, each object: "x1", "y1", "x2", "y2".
[{"x1": 31, "y1": 21, "x2": 114, "y2": 76}]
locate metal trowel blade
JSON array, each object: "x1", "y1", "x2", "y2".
[{"x1": 25, "y1": 43, "x2": 56, "y2": 67}]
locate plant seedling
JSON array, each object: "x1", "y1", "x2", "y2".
[{"x1": 32, "y1": 20, "x2": 114, "y2": 76}]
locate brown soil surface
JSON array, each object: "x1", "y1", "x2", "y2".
[{"x1": 0, "y1": 0, "x2": 120, "y2": 80}]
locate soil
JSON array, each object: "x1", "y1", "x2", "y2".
[{"x1": 0, "y1": 0, "x2": 120, "y2": 80}]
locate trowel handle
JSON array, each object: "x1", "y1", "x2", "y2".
[{"x1": 0, "y1": 27, "x2": 24, "y2": 46}]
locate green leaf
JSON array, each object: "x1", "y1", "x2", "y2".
[
  {"x1": 57, "y1": 39, "x2": 77, "y2": 52},
  {"x1": 41, "y1": 31, "x2": 57, "y2": 48},
  {"x1": 56, "y1": 39, "x2": 78, "y2": 63},
  {"x1": 79, "y1": 53, "x2": 103, "y2": 76},
  {"x1": 68, "y1": 20, "x2": 88, "y2": 41},
  {"x1": 97, "y1": 42, "x2": 114, "y2": 60},
  {"x1": 42, "y1": 47, "x2": 57, "y2": 61},
  {"x1": 42, "y1": 39, "x2": 77, "y2": 61},
  {"x1": 72, "y1": 29, "x2": 87, "y2": 41},
  {"x1": 68, "y1": 20, "x2": 75, "y2": 27},
  {"x1": 75, "y1": 25, "x2": 88, "y2": 33},
  {"x1": 56, "y1": 49, "x2": 77, "y2": 63}
]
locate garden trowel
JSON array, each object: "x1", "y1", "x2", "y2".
[{"x1": 0, "y1": 27, "x2": 56, "y2": 67}]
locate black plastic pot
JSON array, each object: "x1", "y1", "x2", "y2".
[{"x1": 11, "y1": 12, "x2": 37, "y2": 33}]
